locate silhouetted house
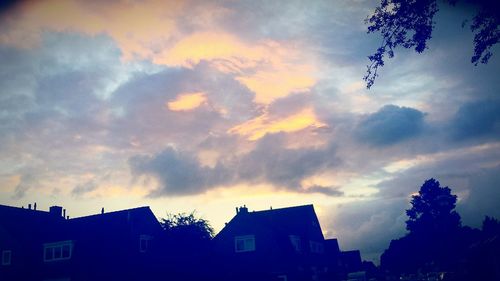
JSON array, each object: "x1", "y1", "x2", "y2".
[
  {"x1": 0, "y1": 204, "x2": 164, "y2": 281},
  {"x1": 212, "y1": 205, "x2": 338, "y2": 281},
  {"x1": 340, "y1": 250, "x2": 365, "y2": 281},
  {"x1": 0, "y1": 204, "x2": 65, "y2": 280},
  {"x1": 325, "y1": 238, "x2": 344, "y2": 279}
]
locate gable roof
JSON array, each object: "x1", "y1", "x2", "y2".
[
  {"x1": 0, "y1": 204, "x2": 64, "y2": 244},
  {"x1": 215, "y1": 204, "x2": 324, "y2": 241},
  {"x1": 64, "y1": 206, "x2": 162, "y2": 239},
  {"x1": 0, "y1": 204, "x2": 162, "y2": 244}
]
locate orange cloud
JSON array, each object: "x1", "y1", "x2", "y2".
[
  {"x1": 154, "y1": 32, "x2": 263, "y2": 68},
  {"x1": 1, "y1": 0, "x2": 180, "y2": 60},
  {"x1": 167, "y1": 92, "x2": 208, "y2": 111},
  {"x1": 236, "y1": 66, "x2": 316, "y2": 104},
  {"x1": 229, "y1": 107, "x2": 326, "y2": 141},
  {"x1": 157, "y1": 32, "x2": 317, "y2": 104},
  {"x1": 2, "y1": 0, "x2": 318, "y2": 105}
]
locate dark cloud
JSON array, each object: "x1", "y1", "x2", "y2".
[
  {"x1": 355, "y1": 105, "x2": 425, "y2": 146},
  {"x1": 129, "y1": 133, "x2": 340, "y2": 196},
  {"x1": 325, "y1": 198, "x2": 408, "y2": 263},
  {"x1": 457, "y1": 165, "x2": 500, "y2": 227},
  {"x1": 374, "y1": 143, "x2": 500, "y2": 227},
  {"x1": 236, "y1": 133, "x2": 338, "y2": 190},
  {"x1": 129, "y1": 146, "x2": 230, "y2": 196},
  {"x1": 302, "y1": 185, "x2": 344, "y2": 196},
  {"x1": 71, "y1": 180, "x2": 98, "y2": 198},
  {"x1": 449, "y1": 99, "x2": 500, "y2": 141}
]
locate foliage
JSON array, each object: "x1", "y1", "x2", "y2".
[
  {"x1": 161, "y1": 212, "x2": 214, "y2": 241},
  {"x1": 381, "y1": 178, "x2": 500, "y2": 279},
  {"x1": 160, "y1": 212, "x2": 215, "y2": 279},
  {"x1": 405, "y1": 178, "x2": 461, "y2": 234},
  {"x1": 364, "y1": 0, "x2": 500, "y2": 88}
]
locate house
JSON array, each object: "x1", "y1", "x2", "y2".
[
  {"x1": 0, "y1": 204, "x2": 65, "y2": 281},
  {"x1": 0, "y1": 204, "x2": 165, "y2": 281},
  {"x1": 2, "y1": 202, "x2": 367, "y2": 281},
  {"x1": 212, "y1": 204, "x2": 340, "y2": 281}
]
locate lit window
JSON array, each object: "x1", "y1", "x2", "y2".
[
  {"x1": 2, "y1": 250, "x2": 11, "y2": 266},
  {"x1": 289, "y1": 235, "x2": 301, "y2": 252},
  {"x1": 234, "y1": 235, "x2": 255, "y2": 252},
  {"x1": 309, "y1": 241, "x2": 324, "y2": 254},
  {"x1": 139, "y1": 235, "x2": 153, "y2": 253},
  {"x1": 43, "y1": 241, "x2": 73, "y2": 262}
]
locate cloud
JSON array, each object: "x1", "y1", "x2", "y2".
[
  {"x1": 12, "y1": 173, "x2": 38, "y2": 200},
  {"x1": 449, "y1": 99, "x2": 500, "y2": 141},
  {"x1": 129, "y1": 133, "x2": 340, "y2": 196},
  {"x1": 71, "y1": 180, "x2": 98, "y2": 198},
  {"x1": 325, "y1": 198, "x2": 408, "y2": 262},
  {"x1": 129, "y1": 146, "x2": 230, "y2": 196},
  {"x1": 457, "y1": 164, "x2": 500, "y2": 226},
  {"x1": 235, "y1": 133, "x2": 338, "y2": 189},
  {"x1": 0, "y1": 0, "x2": 180, "y2": 60},
  {"x1": 167, "y1": 92, "x2": 208, "y2": 112},
  {"x1": 301, "y1": 185, "x2": 344, "y2": 196},
  {"x1": 1, "y1": 1, "x2": 318, "y2": 106},
  {"x1": 229, "y1": 107, "x2": 326, "y2": 141},
  {"x1": 355, "y1": 105, "x2": 425, "y2": 146}
]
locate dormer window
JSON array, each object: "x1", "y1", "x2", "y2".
[
  {"x1": 289, "y1": 235, "x2": 301, "y2": 252},
  {"x1": 235, "y1": 235, "x2": 255, "y2": 252},
  {"x1": 43, "y1": 241, "x2": 73, "y2": 262},
  {"x1": 2, "y1": 250, "x2": 11, "y2": 266}
]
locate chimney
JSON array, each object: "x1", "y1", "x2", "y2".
[
  {"x1": 49, "y1": 206, "x2": 63, "y2": 217},
  {"x1": 239, "y1": 205, "x2": 248, "y2": 214},
  {"x1": 28, "y1": 204, "x2": 31, "y2": 210},
  {"x1": 101, "y1": 207, "x2": 104, "y2": 214},
  {"x1": 34, "y1": 202, "x2": 37, "y2": 210},
  {"x1": 63, "y1": 209, "x2": 66, "y2": 218}
]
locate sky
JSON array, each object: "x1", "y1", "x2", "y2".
[{"x1": 0, "y1": 0, "x2": 499, "y2": 263}]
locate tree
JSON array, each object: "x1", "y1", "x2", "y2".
[
  {"x1": 364, "y1": 0, "x2": 500, "y2": 89},
  {"x1": 161, "y1": 212, "x2": 214, "y2": 241},
  {"x1": 381, "y1": 178, "x2": 464, "y2": 274},
  {"x1": 381, "y1": 179, "x2": 500, "y2": 278},
  {"x1": 160, "y1": 212, "x2": 215, "y2": 279},
  {"x1": 405, "y1": 178, "x2": 461, "y2": 234}
]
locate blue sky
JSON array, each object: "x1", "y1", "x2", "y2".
[{"x1": 0, "y1": 0, "x2": 499, "y2": 262}]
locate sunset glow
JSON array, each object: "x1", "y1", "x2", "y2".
[{"x1": 1, "y1": 0, "x2": 499, "y2": 264}]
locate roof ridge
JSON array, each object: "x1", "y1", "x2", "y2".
[
  {"x1": 250, "y1": 204, "x2": 314, "y2": 213},
  {"x1": 68, "y1": 206, "x2": 151, "y2": 220}
]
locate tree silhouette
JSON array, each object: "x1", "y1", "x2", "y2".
[
  {"x1": 381, "y1": 178, "x2": 465, "y2": 274},
  {"x1": 364, "y1": 0, "x2": 500, "y2": 88},
  {"x1": 160, "y1": 212, "x2": 215, "y2": 279},
  {"x1": 161, "y1": 212, "x2": 214, "y2": 241},
  {"x1": 381, "y1": 179, "x2": 500, "y2": 278},
  {"x1": 405, "y1": 178, "x2": 461, "y2": 234}
]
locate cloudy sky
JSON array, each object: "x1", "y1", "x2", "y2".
[{"x1": 1, "y1": 0, "x2": 499, "y2": 262}]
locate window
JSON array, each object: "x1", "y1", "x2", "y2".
[
  {"x1": 277, "y1": 275, "x2": 288, "y2": 281},
  {"x1": 234, "y1": 235, "x2": 255, "y2": 252},
  {"x1": 289, "y1": 235, "x2": 301, "y2": 252},
  {"x1": 309, "y1": 241, "x2": 324, "y2": 254},
  {"x1": 139, "y1": 235, "x2": 153, "y2": 253},
  {"x1": 2, "y1": 250, "x2": 11, "y2": 266},
  {"x1": 43, "y1": 241, "x2": 73, "y2": 262}
]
